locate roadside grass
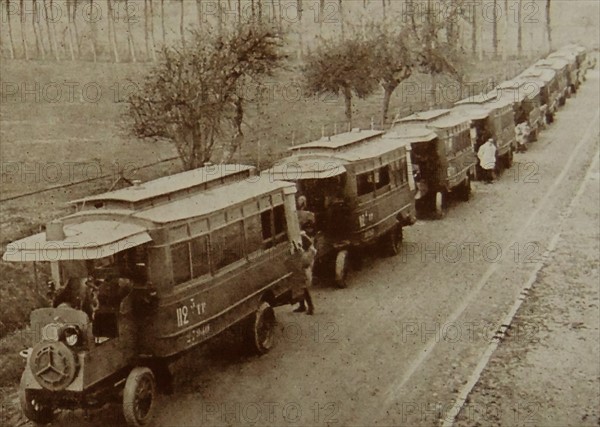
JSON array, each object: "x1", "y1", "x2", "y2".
[{"x1": 0, "y1": 55, "x2": 533, "y2": 390}]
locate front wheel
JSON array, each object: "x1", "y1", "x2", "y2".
[
  {"x1": 19, "y1": 373, "x2": 55, "y2": 425},
  {"x1": 123, "y1": 367, "x2": 156, "y2": 427},
  {"x1": 246, "y1": 301, "x2": 276, "y2": 355},
  {"x1": 334, "y1": 250, "x2": 350, "y2": 288}
]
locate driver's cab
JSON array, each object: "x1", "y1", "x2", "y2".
[{"x1": 51, "y1": 244, "x2": 147, "y2": 343}]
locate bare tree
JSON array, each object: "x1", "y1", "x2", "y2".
[
  {"x1": 545, "y1": 0, "x2": 552, "y2": 52},
  {"x1": 125, "y1": 0, "x2": 137, "y2": 61},
  {"x1": 160, "y1": 0, "x2": 166, "y2": 45},
  {"x1": 517, "y1": 0, "x2": 522, "y2": 55},
  {"x1": 128, "y1": 24, "x2": 284, "y2": 169},
  {"x1": 106, "y1": 0, "x2": 120, "y2": 62},
  {"x1": 19, "y1": 0, "x2": 29, "y2": 59},
  {"x1": 32, "y1": 0, "x2": 45, "y2": 58},
  {"x1": 144, "y1": 0, "x2": 150, "y2": 59},
  {"x1": 49, "y1": 0, "x2": 60, "y2": 59},
  {"x1": 5, "y1": 0, "x2": 16, "y2": 59},
  {"x1": 339, "y1": 0, "x2": 344, "y2": 38},
  {"x1": 492, "y1": 0, "x2": 498, "y2": 58},
  {"x1": 471, "y1": 0, "x2": 477, "y2": 56},
  {"x1": 72, "y1": 0, "x2": 81, "y2": 57},
  {"x1": 88, "y1": 0, "x2": 97, "y2": 61},
  {"x1": 66, "y1": 0, "x2": 76, "y2": 60},
  {"x1": 148, "y1": 0, "x2": 156, "y2": 60},
  {"x1": 43, "y1": 0, "x2": 58, "y2": 60},
  {"x1": 180, "y1": 0, "x2": 185, "y2": 48}
]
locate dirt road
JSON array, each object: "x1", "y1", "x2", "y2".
[{"x1": 5, "y1": 69, "x2": 599, "y2": 427}]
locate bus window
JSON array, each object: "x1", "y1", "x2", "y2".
[
  {"x1": 191, "y1": 235, "x2": 210, "y2": 278},
  {"x1": 245, "y1": 214, "x2": 264, "y2": 254},
  {"x1": 356, "y1": 171, "x2": 374, "y2": 196},
  {"x1": 261, "y1": 209, "x2": 273, "y2": 248},
  {"x1": 212, "y1": 221, "x2": 244, "y2": 270},
  {"x1": 273, "y1": 205, "x2": 287, "y2": 244},
  {"x1": 171, "y1": 242, "x2": 191, "y2": 285},
  {"x1": 375, "y1": 166, "x2": 390, "y2": 189}
]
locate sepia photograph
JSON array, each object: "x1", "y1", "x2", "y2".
[{"x1": 0, "y1": 0, "x2": 598, "y2": 425}]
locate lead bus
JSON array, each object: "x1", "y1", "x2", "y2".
[
  {"x1": 264, "y1": 129, "x2": 416, "y2": 288},
  {"x1": 4, "y1": 164, "x2": 310, "y2": 426},
  {"x1": 392, "y1": 109, "x2": 476, "y2": 218}
]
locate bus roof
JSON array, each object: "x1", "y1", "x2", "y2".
[
  {"x1": 385, "y1": 124, "x2": 438, "y2": 143},
  {"x1": 533, "y1": 58, "x2": 569, "y2": 70},
  {"x1": 71, "y1": 164, "x2": 255, "y2": 207},
  {"x1": 393, "y1": 109, "x2": 450, "y2": 124},
  {"x1": 290, "y1": 129, "x2": 384, "y2": 152},
  {"x1": 518, "y1": 67, "x2": 556, "y2": 83}
]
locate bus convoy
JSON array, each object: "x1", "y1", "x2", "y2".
[{"x1": 2, "y1": 45, "x2": 594, "y2": 426}]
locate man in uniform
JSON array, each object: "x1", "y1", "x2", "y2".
[
  {"x1": 477, "y1": 138, "x2": 497, "y2": 183},
  {"x1": 293, "y1": 196, "x2": 316, "y2": 315}
]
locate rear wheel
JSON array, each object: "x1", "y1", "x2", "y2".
[
  {"x1": 334, "y1": 250, "x2": 350, "y2": 288},
  {"x1": 246, "y1": 301, "x2": 276, "y2": 355},
  {"x1": 434, "y1": 191, "x2": 447, "y2": 219},
  {"x1": 123, "y1": 367, "x2": 156, "y2": 427},
  {"x1": 19, "y1": 373, "x2": 55, "y2": 425},
  {"x1": 384, "y1": 224, "x2": 403, "y2": 256},
  {"x1": 505, "y1": 149, "x2": 514, "y2": 168},
  {"x1": 458, "y1": 176, "x2": 471, "y2": 202}
]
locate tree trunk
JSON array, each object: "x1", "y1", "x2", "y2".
[
  {"x1": 492, "y1": 0, "x2": 498, "y2": 58},
  {"x1": 180, "y1": 0, "x2": 185, "y2": 48},
  {"x1": 144, "y1": 0, "x2": 150, "y2": 59},
  {"x1": 319, "y1": 0, "x2": 324, "y2": 36},
  {"x1": 89, "y1": 0, "x2": 96, "y2": 61},
  {"x1": 148, "y1": 0, "x2": 156, "y2": 60},
  {"x1": 343, "y1": 86, "x2": 352, "y2": 126},
  {"x1": 258, "y1": 0, "x2": 262, "y2": 21},
  {"x1": 382, "y1": 0, "x2": 386, "y2": 20},
  {"x1": 381, "y1": 82, "x2": 398, "y2": 126},
  {"x1": 238, "y1": 0, "x2": 242, "y2": 25},
  {"x1": 502, "y1": 0, "x2": 508, "y2": 59},
  {"x1": 19, "y1": 0, "x2": 28, "y2": 59},
  {"x1": 32, "y1": 0, "x2": 44, "y2": 58},
  {"x1": 107, "y1": 0, "x2": 120, "y2": 62},
  {"x1": 196, "y1": 0, "x2": 202, "y2": 26},
  {"x1": 339, "y1": 0, "x2": 344, "y2": 39},
  {"x1": 160, "y1": 0, "x2": 166, "y2": 45},
  {"x1": 545, "y1": 0, "x2": 552, "y2": 52},
  {"x1": 297, "y1": 0, "x2": 303, "y2": 58},
  {"x1": 66, "y1": 0, "x2": 76, "y2": 60},
  {"x1": 517, "y1": 0, "x2": 522, "y2": 56},
  {"x1": 125, "y1": 0, "x2": 136, "y2": 61},
  {"x1": 5, "y1": 0, "x2": 15, "y2": 59},
  {"x1": 43, "y1": 0, "x2": 57, "y2": 60},
  {"x1": 471, "y1": 1, "x2": 476, "y2": 56},
  {"x1": 49, "y1": 0, "x2": 60, "y2": 60}
]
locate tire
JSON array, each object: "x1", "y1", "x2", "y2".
[
  {"x1": 458, "y1": 176, "x2": 471, "y2": 202},
  {"x1": 19, "y1": 373, "x2": 55, "y2": 425},
  {"x1": 123, "y1": 367, "x2": 156, "y2": 427},
  {"x1": 434, "y1": 191, "x2": 447, "y2": 219},
  {"x1": 247, "y1": 301, "x2": 276, "y2": 355},
  {"x1": 384, "y1": 224, "x2": 403, "y2": 257},
  {"x1": 505, "y1": 149, "x2": 513, "y2": 169},
  {"x1": 334, "y1": 250, "x2": 350, "y2": 288}
]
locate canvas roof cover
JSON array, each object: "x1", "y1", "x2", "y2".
[
  {"x1": 3, "y1": 221, "x2": 152, "y2": 262},
  {"x1": 384, "y1": 125, "x2": 438, "y2": 144},
  {"x1": 394, "y1": 109, "x2": 450, "y2": 124}
]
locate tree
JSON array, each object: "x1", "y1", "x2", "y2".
[
  {"x1": 127, "y1": 24, "x2": 284, "y2": 169},
  {"x1": 5, "y1": 0, "x2": 16, "y2": 59},
  {"x1": 125, "y1": 0, "x2": 136, "y2": 62},
  {"x1": 303, "y1": 35, "x2": 378, "y2": 126},
  {"x1": 106, "y1": 0, "x2": 119, "y2": 62},
  {"x1": 32, "y1": 0, "x2": 45, "y2": 58},
  {"x1": 88, "y1": 0, "x2": 97, "y2": 61},
  {"x1": 545, "y1": 0, "x2": 552, "y2": 52},
  {"x1": 367, "y1": 24, "x2": 413, "y2": 125},
  {"x1": 18, "y1": 0, "x2": 29, "y2": 59}
]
